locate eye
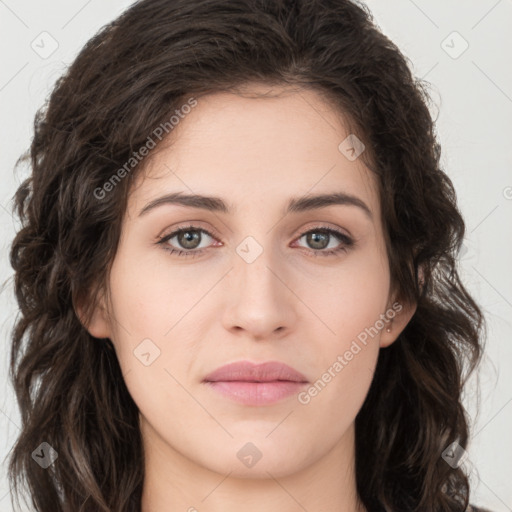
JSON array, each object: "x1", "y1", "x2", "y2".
[
  {"x1": 292, "y1": 226, "x2": 354, "y2": 257},
  {"x1": 157, "y1": 225, "x2": 218, "y2": 258},
  {"x1": 156, "y1": 224, "x2": 355, "y2": 258}
]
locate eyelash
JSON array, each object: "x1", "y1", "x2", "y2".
[{"x1": 156, "y1": 224, "x2": 355, "y2": 259}]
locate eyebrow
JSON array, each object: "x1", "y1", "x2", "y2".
[{"x1": 138, "y1": 191, "x2": 373, "y2": 220}]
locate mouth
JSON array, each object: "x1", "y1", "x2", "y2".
[{"x1": 202, "y1": 360, "x2": 309, "y2": 406}]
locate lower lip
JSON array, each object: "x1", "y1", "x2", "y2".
[{"x1": 204, "y1": 380, "x2": 308, "y2": 406}]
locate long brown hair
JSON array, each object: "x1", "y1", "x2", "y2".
[{"x1": 6, "y1": 0, "x2": 486, "y2": 510}]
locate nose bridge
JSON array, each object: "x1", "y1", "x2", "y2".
[
  {"x1": 222, "y1": 229, "x2": 296, "y2": 336},
  {"x1": 233, "y1": 232, "x2": 282, "y2": 297}
]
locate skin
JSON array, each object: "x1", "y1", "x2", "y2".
[{"x1": 82, "y1": 83, "x2": 416, "y2": 512}]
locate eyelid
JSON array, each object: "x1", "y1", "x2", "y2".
[
  {"x1": 291, "y1": 221, "x2": 352, "y2": 240},
  {"x1": 157, "y1": 221, "x2": 221, "y2": 241},
  {"x1": 158, "y1": 220, "x2": 351, "y2": 241}
]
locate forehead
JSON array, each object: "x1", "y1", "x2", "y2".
[{"x1": 128, "y1": 85, "x2": 379, "y2": 220}]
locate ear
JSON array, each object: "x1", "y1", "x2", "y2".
[
  {"x1": 380, "y1": 265, "x2": 424, "y2": 348},
  {"x1": 379, "y1": 298, "x2": 417, "y2": 348},
  {"x1": 74, "y1": 288, "x2": 112, "y2": 339}
]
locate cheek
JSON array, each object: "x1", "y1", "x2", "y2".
[
  {"x1": 295, "y1": 249, "x2": 388, "y2": 405},
  {"x1": 105, "y1": 246, "x2": 207, "y2": 389},
  {"x1": 105, "y1": 257, "x2": 195, "y2": 426},
  {"x1": 107, "y1": 246, "x2": 197, "y2": 337},
  {"x1": 300, "y1": 248, "x2": 390, "y2": 344},
  {"x1": 295, "y1": 321, "x2": 379, "y2": 446}
]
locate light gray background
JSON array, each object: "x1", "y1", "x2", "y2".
[{"x1": 0, "y1": 1, "x2": 511, "y2": 511}]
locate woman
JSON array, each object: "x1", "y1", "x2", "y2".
[{"x1": 6, "y1": 0, "x2": 489, "y2": 510}]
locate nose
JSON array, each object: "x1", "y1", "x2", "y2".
[{"x1": 220, "y1": 239, "x2": 298, "y2": 341}]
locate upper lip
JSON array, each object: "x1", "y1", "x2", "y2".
[{"x1": 203, "y1": 361, "x2": 309, "y2": 383}]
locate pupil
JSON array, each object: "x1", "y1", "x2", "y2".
[
  {"x1": 309, "y1": 232, "x2": 328, "y2": 249},
  {"x1": 180, "y1": 231, "x2": 200, "y2": 249}
]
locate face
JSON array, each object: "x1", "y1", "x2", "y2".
[{"x1": 85, "y1": 84, "x2": 414, "y2": 480}]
